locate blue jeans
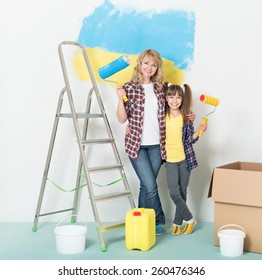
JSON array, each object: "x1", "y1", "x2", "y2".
[{"x1": 129, "y1": 145, "x2": 165, "y2": 225}]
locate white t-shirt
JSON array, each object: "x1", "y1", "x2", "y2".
[{"x1": 141, "y1": 83, "x2": 160, "y2": 145}]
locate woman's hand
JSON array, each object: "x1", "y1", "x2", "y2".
[
  {"x1": 125, "y1": 124, "x2": 131, "y2": 135},
  {"x1": 116, "y1": 85, "x2": 128, "y2": 123},
  {"x1": 116, "y1": 85, "x2": 127, "y2": 102},
  {"x1": 187, "y1": 111, "x2": 196, "y2": 122}
]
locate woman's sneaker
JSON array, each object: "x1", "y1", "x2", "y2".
[
  {"x1": 156, "y1": 224, "x2": 165, "y2": 236},
  {"x1": 171, "y1": 225, "x2": 182, "y2": 235}
]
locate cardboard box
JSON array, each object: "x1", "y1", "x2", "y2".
[{"x1": 208, "y1": 161, "x2": 262, "y2": 254}]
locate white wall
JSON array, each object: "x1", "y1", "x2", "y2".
[{"x1": 1, "y1": 0, "x2": 261, "y2": 223}]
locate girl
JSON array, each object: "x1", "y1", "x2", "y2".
[
  {"x1": 163, "y1": 82, "x2": 207, "y2": 235},
  {"x1": 116, "y1": 50, "x2": 196, "y2": 235}
]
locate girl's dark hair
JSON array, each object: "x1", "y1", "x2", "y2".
[{"x1": 163, "y1": 82, "x2": 192, "y2": 123}]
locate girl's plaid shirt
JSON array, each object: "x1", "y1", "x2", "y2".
[
  {"x1": 123, "y1": 80, "x2": 166, "y2": 160},
  {"x1": 182, "y1": 122, "x2": 199, "y2": 171}
]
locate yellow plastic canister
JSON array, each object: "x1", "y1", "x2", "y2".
[{"x1": 125, "y1": 208, "x2": 156, "y2": 251}]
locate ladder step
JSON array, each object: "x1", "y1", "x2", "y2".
[
  {"x1": 82, "y1": 138, "x2": 114, "y2": 145},
  {"x1": 35, "y1": 208, "x2": 74, "y2": 217},
  {"x1": 88, "y1": 164, "x2": 123, "y2": 172},
  {"x1": 94, "y1": 191, "x2": 132, "y2": 201},
  {"x1": 59, "y1": 113, "x2": 104, "y2": 118},
  {"x1": 99, "y1": 220, "x2": 125, "y2": 232}
]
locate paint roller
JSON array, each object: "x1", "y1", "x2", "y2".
[
  {"x1": 98, "y1": 55, "x2": 130, "y2": 102},
  {"x1": 199, "y1": 94, "x2": 220, "y2": 136}
]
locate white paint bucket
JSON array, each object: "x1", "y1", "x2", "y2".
[
  {"x1": 54, "y1": 215, "x2": 87, "y2": 254},
  {"x1": 217, "y1": 224, "x2": 246, "y2": 257}
]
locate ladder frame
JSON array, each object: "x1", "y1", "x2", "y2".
[{"x1": 32, "y1": 41, "x2": 135, "y2": 252}]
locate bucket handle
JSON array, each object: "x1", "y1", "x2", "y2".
[
  {"x1": 218, "y1": 224, "x2": 246, "y2": 235},
  {"x1": 56, "y1": 214, "x2": 87, "y2": 229}
]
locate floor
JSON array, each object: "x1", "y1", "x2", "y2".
[{"x1": 0, "y1": 221, "x2": 261, "y2": 260}]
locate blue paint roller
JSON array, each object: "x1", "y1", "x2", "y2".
[{"x1": 98, "y1": 55, "x2": 130, "y2": 102}]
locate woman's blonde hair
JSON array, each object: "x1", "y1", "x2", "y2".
[
  {"x1": 132, "y1": 49, "x2": 163, "y2": 89},
  {"x1": 163, "y1": 82, "x2": 192, "y2": 124}
]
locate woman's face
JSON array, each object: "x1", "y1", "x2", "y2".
[{"x1": 140, "y1": 55, "x2": 158, "y2": 82}]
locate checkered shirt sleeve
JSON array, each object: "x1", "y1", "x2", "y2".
[{"x1": 182, "y1": 122, "x2": 199, "y2": 170}]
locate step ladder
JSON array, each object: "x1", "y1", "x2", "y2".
[{"x1": 32, "y1": 41, "x2": 136, "y2": 252}]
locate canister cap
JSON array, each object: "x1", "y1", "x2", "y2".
[{"x1": 133, "y1": 211, "x2": 141, "y2": 216}]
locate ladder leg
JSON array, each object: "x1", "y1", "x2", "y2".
[
  {"x1": 96, "y1": 224, "x2": 107, "y2": 252},
  {"x1": 71, "y1": 89, "x2": 93, "y2": 218},
  {"x1": 32, "y1": 88, "x2": 66, "y2": 231}
]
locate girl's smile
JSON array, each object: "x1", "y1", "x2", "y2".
[{"x1": 166, "y1": 94, "x2": 182, "y2": 112}]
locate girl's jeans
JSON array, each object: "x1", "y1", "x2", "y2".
[
  {"x1": 129, "y1": 145, "x2": 165, "y2": 225},
  {"x1": 166, "y1": 160, "x2": 192, "y2": 225}
]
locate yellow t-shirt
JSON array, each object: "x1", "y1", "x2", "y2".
[{"x1": 165, "y1": 114, "x2": 185, "y2": 163}]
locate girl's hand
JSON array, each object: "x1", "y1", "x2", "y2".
[
  {"x1": 199, "y1": 123, "x2": 208, "y2": 133},
  {"x1": 187, "y1": 111, "x2": 196, "y2": 122}
]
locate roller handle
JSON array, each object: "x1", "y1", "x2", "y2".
[
  {"x1": 117, "y1": 83, "x2": 128, "y2": 102},
  {"x1": 199, "y1": 117, "x2": 208, "y2": 136}
]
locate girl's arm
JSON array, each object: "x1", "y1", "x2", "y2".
[{"x1": 184, "y1": 122, "x2": 206, "y2": 144}]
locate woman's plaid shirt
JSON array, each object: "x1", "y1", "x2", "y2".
[{"x1": 123, "y1": 80, "x2": 166, "y2": 160}]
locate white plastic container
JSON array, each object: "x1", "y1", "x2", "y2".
[
  {"x1": 54, "y1": 215, "x2": 87, "y2": 254},
  {"x1": 218, "y1": 224, "x2": 246, "y2": 257}
]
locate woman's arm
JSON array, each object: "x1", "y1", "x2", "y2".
[{"x1": 116, "y1": 86, "x2": 128, "y2": 123}]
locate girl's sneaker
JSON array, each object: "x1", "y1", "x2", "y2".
[
  {"x1": 171, "y1": 225, "x2": 182, "y2": 235},
  {"x1": 182, "y1": 220, "x2": 197, "y2": 235}
]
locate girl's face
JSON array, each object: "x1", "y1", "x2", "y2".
[
  {"x1": 166, "y1": 93, "x2": 182, "y2": 111},
  {"x1": 141, "y1": 55, "x2": 158, "y2": 82}
]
